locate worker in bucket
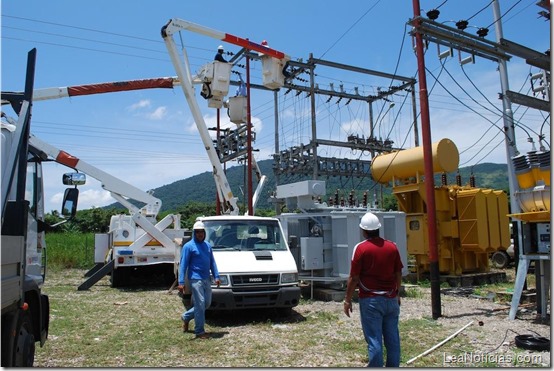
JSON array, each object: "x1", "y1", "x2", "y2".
[
  {"x1": 178, "y1": 220, "x2": 221, "y2": 339},
  {"x1": 214, "y1": 45, "x2": 228, "y2": 62},
  {"x1": 343, "y1": 212, "x2": 403, "y2": 367}
]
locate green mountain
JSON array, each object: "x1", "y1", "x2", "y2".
[{"x1": 108, "y1": 160, "x2": 509, "y2": 212}]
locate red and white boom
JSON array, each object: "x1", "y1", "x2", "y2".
[{"x1": 161, "y1": 18, "x2": 289, "y2": 215}]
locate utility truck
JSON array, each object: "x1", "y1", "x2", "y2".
[
  {"x1": 1, "y1": 49, "x2": 82, "y2": 367},
  {"x1": 161, "y1": 19, "x2": 301, "y2": 311},
  {"x1": 26, "y1": 135, "x2": 187, "y2": 290},
  {"x1": 7, "y1": 75, "x2": 191, "y2": 290}
]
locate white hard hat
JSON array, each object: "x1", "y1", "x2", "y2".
[
  {"x1": 193, "y1": 221, "x2": 205, "y2": 230},
  {"x1": 218, "y1": 45, "x2": 224, "y2": 50},
  {"x1": 359, "y1": 212, "x2": 381, "y2": 231}
]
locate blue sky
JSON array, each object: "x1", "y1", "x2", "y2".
[{"x1": 1, "y1": 0, "x2": 550, "y2": 213}]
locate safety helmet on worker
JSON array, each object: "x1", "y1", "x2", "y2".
[
  {"x1": 218, "y1": 45, "x2": 224, "y2": 51},
  {"x1": 193, "y1": 221, "x2": 205, "y2": 230},
  {"x1": 359, "y1": 212, "x2": 381, "y2": 231}
]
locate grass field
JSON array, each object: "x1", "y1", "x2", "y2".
[{"x1": 33, "y1": 267, "x2": 549, "y2": 367}]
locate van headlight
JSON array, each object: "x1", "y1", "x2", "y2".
[
  {"x1": 281, "y1": 272, "x2": 298, "y2": 284},
  {"x1": 212, "y1": 275, "x2": 229, "y2": 286}
]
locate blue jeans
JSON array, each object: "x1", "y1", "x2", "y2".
[
  {"x1": 182, "y1": 279, "x2": 212, "y2": 335},
  {"x1": 359, "y1": 296, "x2": 401, "y2": 367}
]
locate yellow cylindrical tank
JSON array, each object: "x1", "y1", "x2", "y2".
[{"x1": 371, "y1": 138, "x2": 459, "y2": 184}]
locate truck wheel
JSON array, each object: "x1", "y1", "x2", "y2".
[
  {"x1": 14, "y1": 311, "x2": 35, "y2": 367},
  {"x1": 2, "y1": 310, "x2": 35, "y2": 367},
  {"x1": 491, "y1": 251, "x2": 510, "y2": 269},
  {"x1": 163, "y1": 266, "x2": 176, "y2": 287},
  {"x1": 110, "y1": 267, "x2": 129, "y2": 288}
]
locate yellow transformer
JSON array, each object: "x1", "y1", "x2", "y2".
[{"x1": 372, "y1": 139, "x2": 511, "y2": 275}]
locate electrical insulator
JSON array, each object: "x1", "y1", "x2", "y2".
[
  {"x1": 334, "y1": 190, "x2": 339, "y2": 206},
  {"x1": 363, "y1": 191, "x2": 368, "y2": 207},
  {"x1": 456, "y1": 20, "x2": 468, "y2": 30},
  {"x1": 426, "y1": 9, "x2": 440, "y2": 20},
  {"x1": 441, "y1": 173, "x2": 447, "y2": 186},
  {"x1": 456, "y1": 172, "x2": 462, "y2": 186},
  {"x1": 328, "y1": 196, "x2": 333, "y2": 206},
  {"x1": 349, "y1": 190, "x2": 354, "y2": 206},
  {"x1": 477, "y1": 28, "x2": 489, "y2": 37},
  {"x1": 340, "y1": 197, "x2": 345, "y2": 207},
  {"x1": 470, "y1": 174, "x2": 476, "y2": 187}
]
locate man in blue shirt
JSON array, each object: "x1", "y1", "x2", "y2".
[
  {"x1": 214, "y1": 45, "x2": 227, "y2": 63},
  {"x1": 178, "y1": 220, "x2": 220, "y2": 339}
]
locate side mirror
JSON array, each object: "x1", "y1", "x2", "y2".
[
  {"x1": 61, "y1": 188, "x2": 79, "y2": 218},
  {"x1": 288, "y1": 235, "x2": 298, "y2": 249},
  {"x1": 63, "y1": 172, "x2": 86, "y2": 186}
]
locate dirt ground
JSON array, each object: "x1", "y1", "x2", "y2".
[{"x1": 34, "y1": 268, "x2": 550, "y2": 367}]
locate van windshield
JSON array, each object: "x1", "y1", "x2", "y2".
[{"x1": 203, "y1": 220, "x2": 286, "y2": 251}]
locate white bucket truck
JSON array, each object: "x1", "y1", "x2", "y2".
[{"x1": 162, "y1": 19, "x2": 300, "y2": 310}]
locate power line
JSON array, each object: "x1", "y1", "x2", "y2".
[
  {"x1": 3, "y1": 25, "x2": 167, "y2": 54},
  {"x1": 2, "y1": 36, "x2": 169, "y2": 62},
  {"x1": 484, "y1": 0, "x2": 523, "y2": 30},
  {"x1": 2, "y1": 14, "x2": 162, "y2": 44},
  {"x1": 318, "y1": 1, "x2": 381, "y2": 60}
]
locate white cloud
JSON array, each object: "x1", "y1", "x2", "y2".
[
  {"x1": 74, "y1": 189, "x2": 114, "y2": 209},
  {"x1": 148, "y1": 106, "x2": 167, "y2": 120},
  {"x1": 48, "y1": 188, "x2": 112, "y2": 213},
  {"x1": 128, "y1": 99, "x2": 151, "y2": 111}
]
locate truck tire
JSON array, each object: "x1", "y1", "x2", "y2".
[
  {"x1": 491, "y1": 251, "x2": 510, "y2": 269},
  {"x1": 110, "y1": 267, "x2": 129, "y2": 288},
  {"x1": 2, "y1": 309, "x2": 35, "y2": 367}
]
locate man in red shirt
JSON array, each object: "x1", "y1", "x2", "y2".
[{"x1": 343, "y1": 212, "x2": 403, "y2": 367}]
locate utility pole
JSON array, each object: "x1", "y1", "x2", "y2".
[
  {"x1": 489, "y1": 0, "x2": 527, "y2": 319},
  {"x1": 274, "y1": 90, "x2": 281, "y2": 215},
  {"x1": 412, "y1": 0, "x2": 442, "y2": 319},
  {"x1": 309, "y1": 53, "x2": 318, "y2": 180},
  {"x1": 492, "y1": 0, "x2": 521, "y2": 220},
  {"x1": 411, "y1": 88, "x2": 420, "y2": 146},
  {"x1": 246, "y1": 47, "x2": 253, "y2": 216}
]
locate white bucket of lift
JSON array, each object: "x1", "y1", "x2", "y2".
[
  {"x1": 228, "y1": 96, "x2": 247, "y2": 124},
  {"x1": 208, "y1": 96, "x2": 224, "y2": 109},
  {"x1": 211, "y1": 61, "x2": 232, "y2": 97},
  {"x1": 261, "y1": 56, "x2": 287, "y2": 89}
]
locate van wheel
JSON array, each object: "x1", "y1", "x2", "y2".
[
  {"x1": 276, "y1": 307, "x2": 293, "y2": 317},
  {"x1": 491, "y1": 251, "x2": 510, "y2": 269}
]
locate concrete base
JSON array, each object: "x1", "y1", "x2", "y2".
[
  {"x1": 497, "y1": 290, "x2": 536, "y2": 304},
  {"x1": 301, "y1": 286, "x2": 349, "y2": 301}
]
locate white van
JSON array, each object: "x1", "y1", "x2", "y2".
[{"x1": 196, "y1": 215, "x2": 301, "y2": 311}]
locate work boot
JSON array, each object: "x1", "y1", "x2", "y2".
[{"x1": 182, "y1": 320, "x2": 189, "y2": 333}]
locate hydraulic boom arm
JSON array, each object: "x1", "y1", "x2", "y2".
[
  {"x1": 29, "y1": 134, "x2": 162, "y2": 217},
  {"x1": 161, "y1": 19, "x2": 290, "y2": 215}
]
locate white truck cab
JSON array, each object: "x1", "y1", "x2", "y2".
[{"x1": 196, "y1": 215, "x2": 300, "y2": 310}]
